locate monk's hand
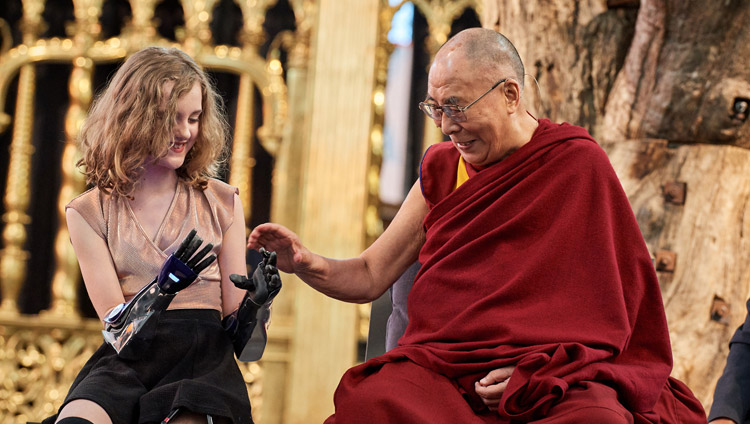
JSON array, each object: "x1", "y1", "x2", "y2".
[
  {"x1": 247, "y1": 223, "x2": 312, "y2": 274},
  {"x1": 709, "y1": 419, "x2": 737, "y2": 424},
  {"x1": 474, "y1": 366, "x2": 515, "y2": 412}
]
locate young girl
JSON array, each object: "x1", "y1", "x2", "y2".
[{"x1": 44, "y1": 47, "x2": 253, "y2": 424}]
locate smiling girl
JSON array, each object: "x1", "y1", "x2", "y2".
[{"x1": 43, "y1": 47, "x2": 253, "y2": 424}]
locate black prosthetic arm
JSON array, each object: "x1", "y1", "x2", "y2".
[
  {"x1": 102, "y1": 229, "x2": 216, "y2": 360},
  {"x1": 222, "y1": 248, "x2": 282, "y2": 362}
]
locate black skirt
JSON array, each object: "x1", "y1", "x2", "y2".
[{"x1": 43, "y1": 309, "x2": 253, "y2": 424}]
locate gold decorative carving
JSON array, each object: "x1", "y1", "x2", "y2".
[
  {"x1": 0, "y1": 19, "x2": 13, "y2": 55},
  {"x1": 0, "y1": 0, "x2": 47, "y2": 315},
  {"x1": 70, "y1": 0, "x2": 103, "y2": 43},
  {"x1": 45, "y1": 0, "x2": 101, "y2": 317},
  {"x1": 199, "y1": 50, "x2": 287, "y2": 157},
  {"x1": 363, "y1": 0, "x2": 399, "y2": 249},
  {"x1": 0, "y1": 64, "x2": 34, "y2": 316},
  {"x1": 237, "y1": 0, "x2": 279, "y2": 47},
  {"x1": 230, "y1": 73, "x2": 258, "y2": 232},
  {"x1": 122, "y1": 0, "x2": 159, "y2": 47},
  {"x1": 0, "y1": 317, "x2": 103, "y2": 423},
  {"x1": 412, "y1": 0, "x2": 482, "y2": 54},
  {"x1": 0, "y1": 4, "x2": 289, "y2": 146},
  {"x1": 45, "y1": 56, "x2": 94, "y2": 317},
  {"x1": 287, "y1": 0, "x2": 314, "y2": 68},
  {"x1": 18, "y1": 0, "x2": 47, "y2": 42},
  {"x1": 228, "y1": 0, "x2": 279, "y2": 231},
  {"x1": 181, "y1": 0, "x2": 220, "y2": 52},
  {"x1": 268, "y1": 0, "x2": 314, "y2": 238}
]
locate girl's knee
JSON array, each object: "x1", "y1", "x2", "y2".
[
  {"x1": 56, "y1": 418, "x2": 94, "y2": 424},
  {"x1": 56, "y1": 399, "x2": 112, "y2": 424}
]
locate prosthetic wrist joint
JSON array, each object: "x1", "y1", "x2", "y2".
[
  {"x1": 102, "y1": 229, "x2": 216, "y2": 359},
  {"x1": 223, "y1": 248, "x2": 282, "y2": 362}
]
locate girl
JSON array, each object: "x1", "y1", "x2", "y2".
[{"x1": 44, "y1": 46, "x2": 252, "y2": 424}]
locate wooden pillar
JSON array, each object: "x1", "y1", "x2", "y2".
[{"x1": 283, "y1": 0, "x2": 379, "y2": 422}]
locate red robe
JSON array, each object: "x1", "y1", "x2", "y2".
[{"x1": 336, "y1": 119, "x2": 705, "y2": 423}]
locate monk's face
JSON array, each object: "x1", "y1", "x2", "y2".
[{"x1": 426, "y1": 49, "x2": 517, "y2": 167}]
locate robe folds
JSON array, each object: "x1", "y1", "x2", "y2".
[{"x1": 340, "y1": 119, "x2": 705, "y2": 423}]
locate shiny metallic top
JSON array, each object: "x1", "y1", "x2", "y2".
[{"x1": 66, "y1": 179, "x2": 238, "y2": 314}]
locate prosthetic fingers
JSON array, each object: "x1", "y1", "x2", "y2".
[
  {"x1": 222, "y1": 248, "x2": 282, "y2": 362},
  {"x1": 102, "y1": 229, "x2": 216, "y2": 360}
]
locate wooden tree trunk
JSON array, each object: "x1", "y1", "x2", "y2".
[
  {"x1": 606, "y1": 139, "x2": 750, "y2": 407},
  {"x1": 600, "y1": 0, "x2": 750, "y2": 146},
  {"x1": 484, "y1": 0, "x2": 750, "y2": 410},
  {"x1": 482, "y1": 0, "x2": 637, "y2": 126}
]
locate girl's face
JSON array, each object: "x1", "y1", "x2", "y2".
[{"x1": 156, "y1": 80, "x2": 203, "y2": 170}]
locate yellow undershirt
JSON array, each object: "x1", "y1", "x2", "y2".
[{"x1": 456, "y1": 155, "x2": 470, "y2": 189}]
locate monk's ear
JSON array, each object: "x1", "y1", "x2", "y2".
[{"x1": 502, "y1": 79, "x2": 522, "y2": 112}]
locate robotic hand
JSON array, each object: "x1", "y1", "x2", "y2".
[
  {"x1": 102, "y1": 229, "x2": 216, "y2": 360},
  {"x1": 222, "y1": 248, "x2": 282, "y2": 362}
]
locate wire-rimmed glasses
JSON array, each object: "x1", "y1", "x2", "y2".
[{"x1": 419, "y1": 78, "x2": 507, "y2": 123}]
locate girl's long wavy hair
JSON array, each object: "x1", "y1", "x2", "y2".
[{"x1": 78, "y1": 46, "x2": 229, "y2": 197}]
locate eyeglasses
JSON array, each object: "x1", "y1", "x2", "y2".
[{"x1": 419, "y1": 78, "x2": 507, "y2": 123}]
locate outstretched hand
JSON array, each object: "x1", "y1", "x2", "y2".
[
  {"x1": 474, "y1": 366, "x2": 515, "y2": 412},
  {"x1": 247, "y1": 223, "x2": 312, "y2": 274}
]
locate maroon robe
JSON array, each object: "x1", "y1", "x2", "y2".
[{"x1": 330, "y1": 119, "x2": 705, "y2": 423}]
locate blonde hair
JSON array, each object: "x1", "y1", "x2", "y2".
[{"x1": 78, "y1": 46, "x2": 229, "y2": 197}]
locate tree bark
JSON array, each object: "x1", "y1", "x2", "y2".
[
  {"x1": 483, "y1": 0, "x2": 637, "y2": 127},
  {"x1": 606, "y1": 139, "x2": 750, "y2": 407},
  {"x1": 600, "y1": 0, "x2": 750, "y2": 146},
  {"x1": 486, "y1": 0, "x2": 750, "y2": 410}
]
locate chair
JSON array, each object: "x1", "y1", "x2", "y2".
[{"x1": 364, "y1": 262, "x2": 420, "y2": 360}]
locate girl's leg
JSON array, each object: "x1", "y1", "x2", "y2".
[{"x1": 56, "y1": 399, "x2": 113, "y2": 424}]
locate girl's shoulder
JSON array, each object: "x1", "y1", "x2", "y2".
[
  {"x1": 204, "y1": 178, "x2": 239, "y2": 198},
  {"x1": 66, "y1": 186, "x2": 106, "y2": 213},
  {"x1": 201, "y1": 178, "x2": 239, "y2": 232},
  {"x1": 66, "y1": 186, "x2": 109, "y2": 239}
]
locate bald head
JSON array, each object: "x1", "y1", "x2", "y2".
[
  {"x1": 425, "y1": 29, "x2": 538, "y2": 167},
  {"x1": 437, "y1": 28, "x2": 524, "y2": 89}
]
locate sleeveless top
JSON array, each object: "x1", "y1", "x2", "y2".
[{"x1": 66, "y1": 178, "x2": 238, "y2": 313}]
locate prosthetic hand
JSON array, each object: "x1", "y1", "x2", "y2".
[
  {"x1": 222, "y1": 248, "x2": 282, "y2": 362},
  {"x1": 102, "y1": 229, "x2": 216, "y2": 360}
]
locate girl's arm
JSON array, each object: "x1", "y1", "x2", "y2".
[
  {"x1": 218, "y1": 192, "x2": 250, "y2": 316},
  {"x1": 66, "y1": 208, "x2": 125, "y2": 322}
]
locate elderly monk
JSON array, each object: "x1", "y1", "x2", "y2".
[{"x1": 248, "y1": 28, "x2": 707, "y2": 423}]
